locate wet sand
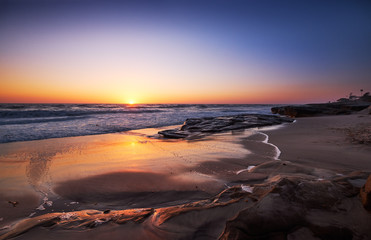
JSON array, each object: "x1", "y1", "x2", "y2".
[
  {"x1": 262, "y1": 114, "x2": 371, "y2": 171},
  {"x1": 0, "y1": 126, "x2": 259, "y2": 228},
  {"x1": 1, "y1": 113, "x2": 371, "y2": 239}
]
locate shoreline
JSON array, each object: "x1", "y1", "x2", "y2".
[
  {"x1": 261, "y1": 113, "x2": 371, "y2": 171},
  {"x1": 1, "y1": 112, "x2": 371, "y2": 239}
]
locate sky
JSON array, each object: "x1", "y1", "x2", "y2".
[{"x1": 0, "y1": 0, "x2": 371, "y2": 104}]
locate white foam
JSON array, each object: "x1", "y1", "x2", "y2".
[
  {"x1": 0, "y1": 225, "x2": 10, "y2": 231},
  {"x1": 241, "y1": 185, "x2": 254, "y2": 193},
  {"x1": 36, "y1": 196, "x2": 53, "y2": 211},
  {"x1": 36, "y1": 204, "x2": 45, "y2": 211},
  {"x1": 236, "y1": 131, "x2": 282, "y2": 175},
  {"x1": 93, "y1": 218, "x2": 109, "y2": 227},
  {"x1": 236, "y1": 165, "x2": 255, "y2": 175},
  {"x1": 247, "y1": 165, "x2": 256, "y2": 171},
  {"x1": 260, "y1": 132, "x2": 281, "y2": 160}
]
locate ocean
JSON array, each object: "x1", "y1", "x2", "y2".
[{"x1": 0, "y1": 104, "x2": 275, "y2": 143}]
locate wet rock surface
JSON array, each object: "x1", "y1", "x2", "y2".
[
  {"x1": 271, "y1": 103, "x2": 370, "y2": 117},
  {"x1": 360, "y1": 174, "x2": 371, "y2": 210},
  {"x1": 2, "y1": 170, "x2": 370, "y2": 240},
  {"x1": 0, "y1": 186, "x2": 248, "y2": 240},
  {"x1": 158, "y1": 114, "x2": 294, "y2": 139},
  {"x1": 220, "y1": 174, "x2": 371, "y2": 240}
]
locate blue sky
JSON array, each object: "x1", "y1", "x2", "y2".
[{"x1": 1, "y1": 0, "x2": 371, "y2": 103}]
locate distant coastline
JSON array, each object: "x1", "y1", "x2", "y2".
[{"x1": 272, "y1": 92, "x2": 371, "y2": 117}]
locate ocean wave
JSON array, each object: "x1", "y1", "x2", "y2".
[
  {"x1": 0, "y1": 104, "x2": 275, "y2": 143},
  {"x1": 0, "y1": 116, "x2": 89, "y2": 125},
  {"x1": 0, "y1": 103, "x2": 120, "y2": 109},
  {"x1": 135, "y1": 104, "x2": 197, "y2": 109},
  {"x1": 0, "y1": 125, "x2": 131, "y2": 143},
  {"x1": 0, "y1": 109, "x2": 164, "y2": 118}
]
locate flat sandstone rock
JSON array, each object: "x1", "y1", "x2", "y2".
[
  {"x1": 220, "y1": 174, "x2": 371, "y2": 240},
  {"x1": 158, "y1": 114, "x2": 293, "y2": 139}
]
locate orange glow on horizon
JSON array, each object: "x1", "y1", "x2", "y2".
[
  {"x1": 0, "y1": 83, "x2": 347, "y2": 105},
  {"x1": 0, "y1": 62, "x2": 351, "y2": 105}
]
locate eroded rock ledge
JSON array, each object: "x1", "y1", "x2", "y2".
[
  {"x1": 1, "y1": 169, "x2": 370, "y2": 240},
  {"x1": 220, "y1": 171, "x2": 371, "y2": 240},
  {"x1": 158, "y1": 114, "x2": 294, "y2": 139}
]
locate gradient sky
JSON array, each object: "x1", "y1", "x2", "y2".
[{"x1": 1, "y1": 0, "x2": 371, "y2": 104}]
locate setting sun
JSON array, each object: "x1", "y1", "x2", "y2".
[{"x1": 128, "y1": 100, "x2": 135, "y2": 105}]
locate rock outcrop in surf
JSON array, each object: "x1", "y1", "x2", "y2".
[{"x1": 158, "y1": 114, "x2": 293, "y2": 139}]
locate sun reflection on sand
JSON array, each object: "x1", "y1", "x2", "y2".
[{"x1": 0, "y1": 126, "x2": 259, "y2": 224}]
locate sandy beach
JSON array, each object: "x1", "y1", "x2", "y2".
[
  {"x1": 0, "y1": 112, "x2": 370, "y2": 240},
  {"x1": 264, "y1": 114, "x2": 371, "y2": 171}
]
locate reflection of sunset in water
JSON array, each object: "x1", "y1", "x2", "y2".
[{"x1": 0, "y1": 127, "x2": 253, "y2": 199}]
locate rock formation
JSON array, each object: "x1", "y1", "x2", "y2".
[
  {"x1": 2, "y1": 170, "x2": 370, "y2": 240},
  {"x1": 271, "y1": 103, "x2": 370, "y2": 117},
  {"x1": 220, "y1": 173, "x2": 371, "y2": 240},
  {"x1": 158, "y1": 114, "x2": 294, "y2": 139},
  {"x1": 360, "y1": 174, "x2": 371, "y2": 210}
]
